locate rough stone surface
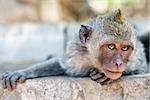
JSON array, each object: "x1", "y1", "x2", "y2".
[{"x1": 0, "y1": 74, "x2": 150, "y2": 100}]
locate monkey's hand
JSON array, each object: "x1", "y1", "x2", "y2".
[
  {"x1": 89, "y1": 68, "x2": 113, "y2": 85},
  {"x1": 0, "y1": 71, "x2": 27, "y2": 90}
]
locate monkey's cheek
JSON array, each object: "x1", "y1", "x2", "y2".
[{"x1": 103, "y1": 70, "x2": 122, "y2": 80}]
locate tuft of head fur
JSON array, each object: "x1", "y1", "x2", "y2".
[{"x1": 114, "y1": 9, "x2": 123, "y2": 22}]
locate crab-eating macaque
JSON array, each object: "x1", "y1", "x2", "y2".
[{"x1": 0, "y1": 9, "x2": 148, "y2": 90}]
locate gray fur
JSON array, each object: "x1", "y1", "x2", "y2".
[{"x1": 23, "y1": 58, "x2": 66, "y2": 78}]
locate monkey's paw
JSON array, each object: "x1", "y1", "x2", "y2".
[
  {"x1": 0, "y1": 71, "x2": 27, "y2": 90},
  {"x1": 89, "y1": 68, "x2": 113, "y2": 85}
]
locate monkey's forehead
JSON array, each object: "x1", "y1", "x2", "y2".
[
  {"x1": 87, "y1": 28, "x2": 135, "y2": 46},
  {"x1": 103, "y1": 19, "x2": 133, "y2": 39},
  {"x1": 101, "y1": 39, "x2": 134, "y2": 46}
]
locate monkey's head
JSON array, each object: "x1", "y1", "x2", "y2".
[{"x1": 79, "y1": 9, "x2": 136, "y2": 80}]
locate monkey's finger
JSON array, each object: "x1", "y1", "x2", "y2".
[
  {"x1": 2, "y1": 71, "x2": 11, "y2": 76},
  {"x1": 10, "y1": 75, "x2": 19, "y2": 89},
  {"x1": 0, "y1": 71, "x2": 10, "y2": 80},
  {"x1": 95, "y1": 76, "x2": 108, "y2": 83},
  {"x1": 6, "y1": 76, "x2": 12, "y2": 90},
  {"x1": 1, "y1": 78, "x2": 6, "y2": 89},
  {"x1": 91, "y1": 73, "x2": 103, "y2": 80},
  {"x1": 89, "y1": 69, "x2": 99, "y2": 76},
  {"x1": 1, "y1": 72, "x2": 11, "y2": 88},
  {"x1": 10, "y1": 79, "x2": 17, "y2": 90},
  {"x1": 101, "y1": 79, "x2": 114, "y2": 85},
  {"x1": 89, "y1": 68, "x2": 95, "y2": 73}
]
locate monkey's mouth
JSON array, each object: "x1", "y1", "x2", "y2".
[
  {"x1": 103, "y1": 69, "x2": 122, "y2": 80},
  {"x1": 107, "y1": 70, "x2": 122, "y2": 73}
]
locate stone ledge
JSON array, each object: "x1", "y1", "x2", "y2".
[{"x1": 0, "y1": 74, "x2": 150, "y2": 100}]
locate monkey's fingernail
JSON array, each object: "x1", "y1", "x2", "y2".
[{"x1": 19, "y1": 77, "x2": 26, "y2": 83}]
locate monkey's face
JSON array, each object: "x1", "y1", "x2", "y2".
[
  {"x1": 79, "y1": 8, "x2": 135, "y2": 79},
  {"x1": 99, "y1": 41, "x2": 134, "y2": 79},
  {"x1": 79, "y1": 24, "x2": 135, "y2": 80}
]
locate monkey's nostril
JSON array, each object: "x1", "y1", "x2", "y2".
[
  {"x1": 115, "y1": 62, "x2": 122, "y2": 67},
  {"x1": 115, "y1": 59, "x2": 123, "y2": 67}
]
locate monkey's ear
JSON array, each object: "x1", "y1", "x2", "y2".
[{"x1": 79, "y1": 25, "x2": 93, "y2": 44}]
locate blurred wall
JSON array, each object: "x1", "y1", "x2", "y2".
[{"x1": 0, "y1": 0, "x2": 149, "y2": 23}]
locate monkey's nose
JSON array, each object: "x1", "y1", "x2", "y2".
[{"x1": 115, "y1": 59, "x2": 122, "y2": 67}]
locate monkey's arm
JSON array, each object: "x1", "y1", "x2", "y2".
[
  {"x1": 0, "y1": 58, "x2": 66, "y2": 90},
  {"x1": 22, "y1": 58, "x2": 66, "y2": 78}
]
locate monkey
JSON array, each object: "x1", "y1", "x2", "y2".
[{"x1": 0, "y1": 9, "x2": 148, "y2": 90}]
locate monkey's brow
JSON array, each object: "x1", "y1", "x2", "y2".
[
  {"x1": 108, "y1": 40, "x2": 133, "y2": 44},
  {"x1": 121, "y1": 42, "x2": 133, "y2": 46}
]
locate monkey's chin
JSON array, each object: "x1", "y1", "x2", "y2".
[{"x1": 103, "y1": 69, "x2": 122, "y2": 80}]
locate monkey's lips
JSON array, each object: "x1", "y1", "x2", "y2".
[{"x1": 103, "y1": 69, "x2": 122, "y2": 80}]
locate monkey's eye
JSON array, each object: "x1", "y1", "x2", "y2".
[
  {"x1": 108, "y1": 44, "x2": 116, "y2": 50},
  {"x1": 121, "y1": 45, "x2": 130, "y2": 51}
]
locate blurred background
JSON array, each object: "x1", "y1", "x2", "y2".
[{"x1": 0, "y1": 0, "x2": 149, "y2": 74}]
